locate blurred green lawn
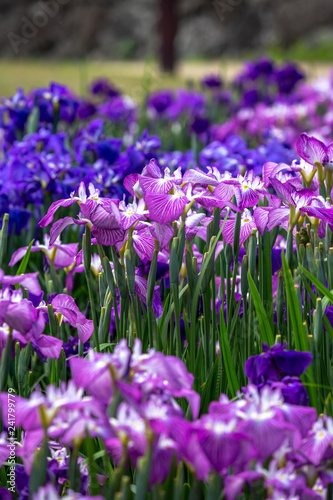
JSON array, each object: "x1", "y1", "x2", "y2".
[
  {"x1": 0, "y1": 59, "x2": 332, "y2": 97},
  {"x1": 0, "y1": 59, "x2": 233, "y2": 97}
]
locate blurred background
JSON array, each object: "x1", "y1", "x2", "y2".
[{"x1": 1, "y1": 0, "x2": 333, "y2": 96}]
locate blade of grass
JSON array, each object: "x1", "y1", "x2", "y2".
[
  {"x1": 219, "y1": 308, "x2": 240, "y2": 398},
  {"x1": 282, "y1": 252, "x2": 318, "y2": 410},
  {"x1": 282, "y1": 252, "x2": 308, "y2": 351},
  {"x1": 15, "y1": 239, "x2": 34, "y2": 281},
  {"x1": 300, "y1": 264, "x2": 333, "y2": 304},
  {"x1": 247, "y1": 271, "x2": 275, "y2": 346},
  {"x1": 189, "y1": 209, "x2": 230, "y2": 374}
]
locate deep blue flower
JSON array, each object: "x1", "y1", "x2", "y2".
[
  {"x1": 148, "y1": 90, "x2": 173, "y2": 114},
  {"x1": 275, "y1": 63, "x2": 304, "y2": 94},
  {"x1": 201, "y1": 74, "x2": 223, "y2": 89},
  {"x1": 245, "y1": 343, "x2": 312, "y2": 386},
  {"x1": 89, "y1": 78, "x2": 120, "y2": 98},
  {"x1": 279, "y1": 376, "x2": 310, "y2": 406},
  {"x1": 191, "y1": 116, "x2": 210, "y2": 135},
  {"x1": 63, "y1": 336, "x2": 90, "y2": 366}
]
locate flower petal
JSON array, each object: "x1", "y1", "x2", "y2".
[{"x1": 146, "y1": 193, "x2": 189, "y2": 224}]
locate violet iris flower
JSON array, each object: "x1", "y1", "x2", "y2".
[
  {"x1": 9, "y1": 234, "x2": 78, "y2": 270},
  {"x1": 34, "y1": 484, "x2": 105, "y2": 500},
  {"x1": 183, "y1": 166, "x2": 230, "y2": 187},
  {"x1": 222, "y1": 209, "x2": 257, "y2": 246},
  {"x1": 166, "y1": 89, "x2": 205, "y2": 121},
  {"x1": 213, "y1": 170, "x2": 267, "y2": 209},
  {"x1": 146, "y1": 186, "x2": 190, "y2": 225},
  {"x1": 290, "y1": 158, "x2": 318, "y2": 186},
  {"x1": 0, "y1": 431, "x2": 10, "y2": 467},
  {"x1": 89, "y1": 77, "x2": 120, "y2": 98},
  {"x1": 298, "y1": 416, "x2": 333, "y2": 466},
  {"x1": 39, "y1": 182, "x2": 125, "y2": 247},
  {"x1": 73, "y1": 118, "x2": 122, "y2": 165},
  {"x1": 0, "y1": 88, "x2": 31, "y2": 138},
  {"x1": 190, "y1": 115, "x2": 211, "y2": 136},
  {"x1": 147, "y1": 90, "x2": 173, "y2": 115},
  {"x1": 0, "y1": 269, "x2": 41, "y2": 296},
  {"x1": 45, "y1": 294, "x2": 94, "y2": 343},
  {"x1": 194, "y1": 415, "x2": 256, "y2": 473},
  {"x1": 65, "y1": 253, "x2": 101, "y2": 293},
  {"x1": 137, "y1": 158, "x2": 182, "y2": 195},
  {"x1": 201, "y1": 74, "x2": 223, "y2": 89},
  {"x1": 0, "y1": 277, "x2": 63, "y2": 360},
  {"x1": 245, "y1": 343, "x2": 313, "y2": 386},
  {"x1": 245, "y1": 343, "x2": 313, "y2": 406},
  {"x1": 267, "y1": 179, "x2": 316, "y2": 231},
  {"x1": 32, "y1": 82, "x2": 79, "y2": 124},
  {"x1": 296, "y1": 132, "x2": 333, "y2": 178},
  {"x1": 98, "y1": 95, "x2": 137, "y2": 124},
  {"x1": 118, "y1": 197, "x2": 148, "y2": 230},
  {"x1": 275, "y1": 63, "x2": 304, "y2": 94},
  {"x1": 62, "y1": 336, "x2": 90, "y2": 365},
  {"x1": 39, "y1": 181, "x2": 100, "y2": 229},
  {"x1": 1, "y1": 381, "x2": 108, "y2": 446}
]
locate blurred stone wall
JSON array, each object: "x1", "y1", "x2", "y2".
[{"x1": 1, "y1": 0, "x2": 333, "y2": 58}]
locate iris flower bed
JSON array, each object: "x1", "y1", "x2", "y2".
[{"x1": 1, "y1": 58, "x2": 333, "y2": 499}]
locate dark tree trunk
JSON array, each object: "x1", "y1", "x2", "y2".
[{"x1": 159, "y1": 0, "x2": 178, "y2": 73}]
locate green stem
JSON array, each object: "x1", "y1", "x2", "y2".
[{"x1": 83, "y1": 227, "x2": 99, "y2": 352}]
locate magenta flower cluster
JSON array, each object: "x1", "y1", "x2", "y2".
[{"x1": 1, "y1": 340, "x2": 331, "y2": 499}]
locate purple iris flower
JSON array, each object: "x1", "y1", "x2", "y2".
[
  {"x1": 190, "y1": 115, "x2": 211, "y2": 136},
  {"x1": 98, "y1": 95, "x2": 137, "y2": 124},
  {"x1": 14, "y1": 464, "x2": 30, "y2": 499},
  {"x1": 146, "y1": 186, "x2": 190, "y2": 225},
  {"x1": 6, "y1": 207, "x2": 31, "y2": 235},
  {"x1": 137, "y1": 158, "x2": 182, "y2": 195},
  {"x1": 73, "y1": 119, "x2": 122, "y2": 165},
  {"x1": 214, "y1": 169, "x2": 266, "y2": 210},
  {"x1": 166, "y1": 89, "x2": 205, "y2": 121},
  {"x1": 46, "y1": 294, "x2": 94, "y2": 343},
  {"x1": 199, "y1": 141, "x2": 229, "y2": 170},
  {"x1": 0, "y1": 281, "x2": 64, "y2": 360},
  {"x1": 159, "y1": 150, "x2": 197, "y2": 173},
  {"x1": 33, "y1": 482, "x2": 105, "y2": 500},
  {"x1": 77, "y1": 99, "x2": 96, "y2": 120},
  {"x1": 9, "y1": 234, "x2": 78, "y2": 270},
  {"x1": 298, "y1": 416, "x2": 333, "y2": 466},
  {"x1": 39, "y1": 181, "x2": 125, "y2": 247},
  {"x1": 89, "y1": 77, "x2": 120, "y2": 98},
  {"x1": 236, "y1": 57, "x2": 274, "y2": 84},
  {"x1": 63, "y1": 337, "x2": 90, "y2": 366},
  {"x1": 323, "y1": 307, "x2": 333, "y2": 330},
  {"x1": 241, "y1": 89, "x2": 259, "y2": 108},
  {"x1": 275, "y1": 63, "x2": 304, "y2": 94},
  {"x1": 201, "y1": 74, "x2": 223, "y2": 89},
  {"x1": 271, "y1": 377, "x2": 310, "y2": 406},
  {"x1": 195, "y1": 415, "x2": 255, "y2": 473},
  {"x1": 70, "y1": 344, "x2": 127, "y2": 403},
  {"x1": 0, "y1": 270, "x2": 41, "y2": 296},
  {"x1": 32, "y1": 82, "x2": 79, "y2": 124},
  {"x1": 0, "y1": 88, "x2": 31, "y2": 142},
  {"x1": 0, "y1": 432, "x2": 10, "y2": 468},
  {"x1": 147, "y1": 90, "x2": 173, "y2": 115},
  {"x1": 296, "y1": 133, "x2": 328, "y2": 166},
  {"x1": 111, "y1": 132, "x2": 161, "y2": 180},
  {"x1": 221, "y1": 209, "x2": 257, "y2": 246},
  {"x1": 245, "y1": 343, "x2": 312, "y2": 384}
]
